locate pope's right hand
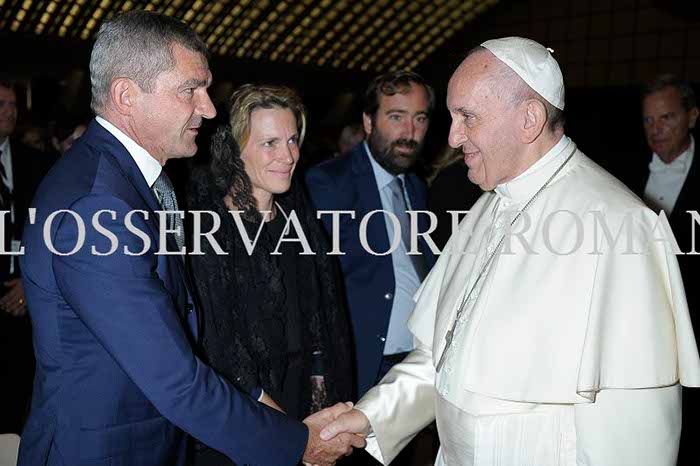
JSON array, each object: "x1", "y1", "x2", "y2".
[
  {"x1": 320, "y1": 408, "x2": 371, "y2": 441},
  {"x1": 302, "y1": 403, "x2": 366, "y2": 466}
]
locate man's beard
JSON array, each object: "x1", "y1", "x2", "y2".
[{"x1": 368, "y1": 130, "x2": 423, "y2": 176}]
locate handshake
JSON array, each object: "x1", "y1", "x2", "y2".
[{"x1": 301, "y1": 402, "x2": 372, "y2": 466}]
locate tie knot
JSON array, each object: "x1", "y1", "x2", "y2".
[
  {"x1": 153, "y1": 170, "x2": 174, "y2": 196},
  {"x1": 390, "y1": 176, "x2": 405, "y2": 194}
]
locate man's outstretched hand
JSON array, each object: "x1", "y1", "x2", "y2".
[
  {"x1": 302, "y1": 402, "x2": 367, "y2": 466},
  {"x1": 320, "y1": 408, "x2": 371, "y2": 441}
]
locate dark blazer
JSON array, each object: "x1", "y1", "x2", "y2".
[
  {"x1": 18, "y1": 120, "x2": 307, "y2": 466},
  {"x1": 629, "y1": 149, "x2": 700, "y2": 466},
  {"x1": 305, "y1": 143, "x2": 436, "y2": 397},
  {"x1": 625, "y1": 151, "x2": 700, "y2": 328},
  {"x1": 0, "y1": 140, "x2": 55, "y2": 283},
  {"x1": 0, "y1": 140, "x2": 54, "y2": 435}
]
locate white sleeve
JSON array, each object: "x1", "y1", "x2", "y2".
[{"x1": 355, "y1": 342, "x2": 437, "y2": 465}]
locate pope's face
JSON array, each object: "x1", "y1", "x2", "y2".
[
  {"x1": 447, "y1": 53, "x2": 522, "y2": 191},
  {"x1": 642, "y1": 86, "x2": 698, "y2": 164}
]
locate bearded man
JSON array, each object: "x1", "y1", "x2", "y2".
[{"x1": 306, "y1": 71, "x2": 438, "y2": 398}]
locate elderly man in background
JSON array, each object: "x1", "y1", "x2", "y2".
[
  {"x1": 637, "y1": 73, "x2": 700, "y2": 466},
  {"x1": 639, "y1": 75, "x2": 698, "y2": 220},
  {"x1": 18, "y1": 11, "x2": 362, "y2": 466},
  {"x1": 319, "y1": 37, "x2": 700, "y2": 466}
]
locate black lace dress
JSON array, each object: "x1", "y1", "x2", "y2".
[{"x1": 188, "y1": 170, "x2": 353, "y2": 466}]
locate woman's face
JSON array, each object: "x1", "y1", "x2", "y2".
[{"x1": 241, "y1": 107, "x2": 300, "y2": 198}]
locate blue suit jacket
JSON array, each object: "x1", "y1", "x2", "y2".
[
  {"x1": 18, "y1": 120, "x2": 308, "y2": 466},
  {"x1": 305, "y1": 144, "x2": 436, "y2": 397}
]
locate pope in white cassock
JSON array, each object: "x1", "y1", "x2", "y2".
[{"x1": 319, "y1": 37, "x2": 700, "y2": 466}]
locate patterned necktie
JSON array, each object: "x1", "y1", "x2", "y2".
[
  {"x1": 388, "y1": 177, "x2": 428, "y2": 280},
  {"x1": 152, "y1": 171, "x2": 185, "y2": 251}
]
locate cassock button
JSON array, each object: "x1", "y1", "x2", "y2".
[
  {"x1": 384, "y1": 292, "x2": 393, "y2": 300},
  {"x1": 186, "y1": 303, "x2": 194, "y2": 314},
  {"x1": 379, "y1": 336, "x2": 386, "y2": 342}
]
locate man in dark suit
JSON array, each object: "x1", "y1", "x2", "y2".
[
  {"x1": 306, "y1": 71, "x2": 437, "y2": 399},
  {"x1": 631, "y1": 74, "x2": 699, "y2": 466},
  {"x1": 18, "y1": 11, "x2": 362, "y2": 466},
  {"x1": 0, "y1": 81, "x2": 55, "y2": 434},
  {"x1": 631, "y1": 75, "x2": 699, "y2": 319}
]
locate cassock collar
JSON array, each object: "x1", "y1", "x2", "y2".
[
  {"x1": 494, "y1": 135, "x2": 572, "y2": 203},
  {"x1": 648, "y1": 135, "x2": 694, "y2": 174}
]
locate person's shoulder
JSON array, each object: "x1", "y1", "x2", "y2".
[
  {"x1": 10, "y1": 139, "x2": 43, "y2": 158},
  {"x1": 35, "y1": 133, "x2": 142, "y2": 211},
  {"x1": 566, "y1": 151, "x2": 648, "y2": 213},
  {"x1": 306, "y1": 151, "x2": 354, "y2": 179},
  {"x1": 407, "y1": 171, "x2": 428, "y2": 189}
]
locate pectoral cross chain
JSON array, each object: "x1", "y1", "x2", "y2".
[
  {"x1": 436, "y1": 329, "x2": 454, "y2": 372},
  {"x1": 434, "y1": 145, "x2": 577, "y2": 374}
]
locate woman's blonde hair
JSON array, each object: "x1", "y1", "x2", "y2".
[
  {"x1": 209, "y1": 84, "x2": 307, "y2": 220},
  {"x1": 227, "y1": 84, "x2": 307, "y2": 150}
]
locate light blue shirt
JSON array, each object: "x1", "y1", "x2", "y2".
[{"x1": 365, "y1": 142, "x2": 421, "y2": 355}]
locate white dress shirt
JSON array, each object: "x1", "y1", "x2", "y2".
[
  {"x1": 0, "y1": 137, "x2": 14, "y2": 194},
  {"x1": 96, "y1": 116, "x2": 162, "y2": 188},
  {"x1": 0, "y1": 137, "x2": 16, "y2": 273},
  {"x1": 366, "y1": 142, "x2": 421, "y2": 355},
  {"x1": 643, "y1": 135, "x2": 694, "y2": 216}
]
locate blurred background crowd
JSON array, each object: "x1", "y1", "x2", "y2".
[{"x1": 1, "y1": 0, "x2": 700, "y2": 465}]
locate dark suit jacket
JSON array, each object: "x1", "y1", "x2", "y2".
[
  {"x1": 18, "y1": 120, "x2": 307, "y2": 466},
  {"x1": 305, "y1": 143, "x2": 436, "y2": 397},
  {"x1": 0, "y1": 140, "x2": 55, "y2": 434},
  {"x1": 625, "y1": 151, "x2": 700, "y2": 332},
  {"x1": 629, "y1": 148, "x2": 700, "y2": 466},
  {"x1": 0, "y1": 139, "x2": 55, "y2": 283}
]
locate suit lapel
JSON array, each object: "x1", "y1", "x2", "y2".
[
  {"x1": 405, "y1": 174, "x2": 435, "y2": 265},
  {"x1": 352, "y1": 145, "x2": 390, "y2": 255},
  {"x1": 670, "y1": 154, "x2": 700, "y2": 251},
  {"x1": 86, "y1": 121, "x2": 192, "y2": 294},
  {"x1": 672, "y1": 156, "x2": 699, "y2": 216}
]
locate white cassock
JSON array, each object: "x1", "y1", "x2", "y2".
[{"x1": 355, "y1": 135, "x2": 700, "y2": 466}]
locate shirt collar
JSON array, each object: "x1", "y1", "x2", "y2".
[
  {"x1": 649, "y1": 135, "x2": 694, "y2": 175},
  {"x1": 495, "y1": 135, "x2": 573, "y2": 202},
  {"x1": 365, "y1": 141, "x2": 406, "y2": 189},
  {"x1": 96, "y1": 116, "x2": 162, "y2": 187},
  {"x1": 0, "y1": 138, "x2": 9, "y2": 156}
]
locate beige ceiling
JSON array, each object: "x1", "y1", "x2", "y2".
[{"x1": 0, "y1": 0, "x2": 500, "y2": 73}]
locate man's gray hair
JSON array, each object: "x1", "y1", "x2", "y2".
[
  {"x1": 642, "y1": 74, "x2": 697, "y2": 111},
  {"x1": 90, "y1": 10, "x2": 208, "y2": 114}
]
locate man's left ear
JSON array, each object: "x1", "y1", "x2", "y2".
[
  {"x1": 521, "y1": 99, "x2": 547, "y2": 144},
  {"x1": 688, "y1": 107, "x2": 699, "y2": 130}
]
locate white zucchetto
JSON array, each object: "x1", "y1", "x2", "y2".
[{"x1": 481, "y1": 36, "x2": 565, "y2": 110}]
